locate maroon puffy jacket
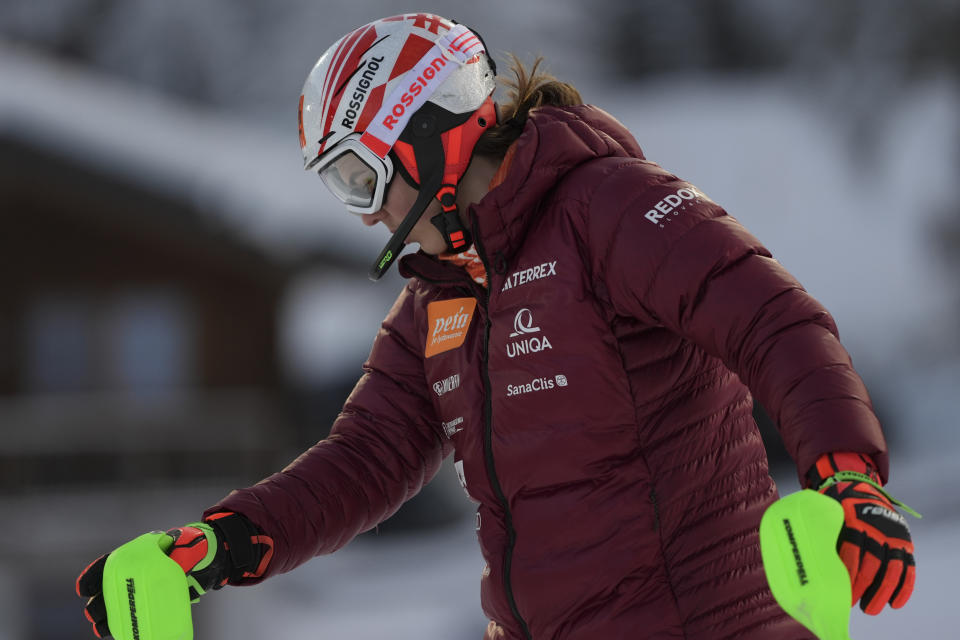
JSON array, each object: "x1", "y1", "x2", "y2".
[{"x1": 206, "y1": 105, "x2": 888, "y2": 639}]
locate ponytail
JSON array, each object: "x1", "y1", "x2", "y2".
[{"x1": 475, "y1": 54, "x2": 583, "y2": 158}]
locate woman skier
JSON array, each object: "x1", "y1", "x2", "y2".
[{"x1": 78, "y1": 13, "x2": 916, "y2": 640}]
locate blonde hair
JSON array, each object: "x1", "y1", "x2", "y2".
[{"x1": 475, "y1": 54, "x2": 583, "y2": 158}]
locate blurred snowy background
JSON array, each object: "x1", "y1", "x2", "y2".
[{"x1": 1, "y1": 1, "x2": 958, "y2": 638}]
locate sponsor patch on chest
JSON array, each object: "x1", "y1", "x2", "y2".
[
  {"x1": 425, "y1": 297, "x2": 477, "y2": 358},
  {"x1": 501, "y1": 260, "x2": 557, "y2": 292}
]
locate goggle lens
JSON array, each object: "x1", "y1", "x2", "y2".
[{"x1": 317, "y1": 150, "x2": 379, "y2": 208}]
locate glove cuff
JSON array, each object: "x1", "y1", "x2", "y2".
[
  {"x1": 203, "y1": 512, "x2": 274, "y2": 585},
  {"x1": 806, "y1": 451, "x2": 881, "y2": 490},
  {"x1": 808, "y1": 452, "x2": 922, "y2": 519}
]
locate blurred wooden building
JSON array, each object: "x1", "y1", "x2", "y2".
[{"x1": 0, "y1": 134, "x2": 298, "y2": 491}]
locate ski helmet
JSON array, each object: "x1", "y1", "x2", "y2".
[{"x1": 298, "y1": 13, "x2": 498, "y2": 279}]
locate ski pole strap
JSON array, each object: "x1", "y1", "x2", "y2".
[{"x1": 816, "y1": 471, "x2": 922, "y2": 519}]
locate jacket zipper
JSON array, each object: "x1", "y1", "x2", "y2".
[
  {"x1": 404, "y1": 248, "x2": 532, "y2": 638},
  {"x1": 474, "y1": 236, "x2": 533, "y2": 640}
]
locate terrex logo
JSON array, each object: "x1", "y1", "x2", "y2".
[
  {"x1": 425, "y1": 298, "x2": 477, "y2": 358},
  {"x1": 506, "y1": 308, "x2": 552, "y2": 358},
  {"x1": 382, "y1": 57, "x2": 448, "y2": 131},
  {"x1": 501, "y1": 261, "x2": 557, "y2": 292},
  {"x1": 644, "y1": 187, "x2": 704, "y2": 226}
]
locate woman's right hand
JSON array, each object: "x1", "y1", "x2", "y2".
[{"x1": 76, "y1": 512, "x2": 272, "y2": 639}]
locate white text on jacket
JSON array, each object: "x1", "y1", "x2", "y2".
[
  {"x1": 644, "y1": 187, "x2": 703, "y2": 224},
  {"x1": 501, "y1": 261, "x2": 558, "y2": 292}
]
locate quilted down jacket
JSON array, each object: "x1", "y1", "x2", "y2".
[{"x1": 206, "y1": 105, "x2": 888, "y2": 639}]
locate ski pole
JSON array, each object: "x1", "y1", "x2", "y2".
[{"x1": 759, "y1": 489, "x2": 853, "y2": 640}]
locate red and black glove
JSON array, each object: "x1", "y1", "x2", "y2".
[{"x1": 807, "y1": 452, "x2": 918, "y2": 615}]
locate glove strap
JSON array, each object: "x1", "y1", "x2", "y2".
[
  {"x1": 816, "y1": 471, "x2": 922, "y2": 519},
  {"x1": 171, "y1": 523, "x2": 219, "y2": 600},
  {"x1": 204, "y1": 512, "x2": 274, "y2": 584}
]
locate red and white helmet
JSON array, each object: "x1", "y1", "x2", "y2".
[{"x1": 298, "y1": 13, "x2": 498, "y2": 279}]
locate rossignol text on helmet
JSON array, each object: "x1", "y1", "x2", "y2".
[{"x1": 298, "y1": 13, "x2": 497, "y2": 279}]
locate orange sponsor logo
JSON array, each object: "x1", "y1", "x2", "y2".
[{"x1": 425, "y1": 297, "x2": 477, "y2": 358}]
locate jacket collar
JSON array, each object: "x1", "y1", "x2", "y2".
[{"x1": 400, "y1": 104, "x2": 645, "y2": 281}]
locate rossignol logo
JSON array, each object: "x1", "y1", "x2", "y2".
[
  {"x1": 433, "y1": 374, "x2": 461, "y2": 397},
  {"x1": 126, "y1": 577, "x2": 141, "y2": 640},
  {"x1": 644, "y1": 187, "x2": 704, "y2": 227},
  {"x1": 425, "y1": 298, "x2": 477, "y2": 358},
  {"x1": 442, "y1": 416, "x2": 464, "y2": 437},
  {"x1": 506, "y1": 373, "x2": 568, "y2": 397},
  {"x1": 341, "y1": 56, "x2": 385, "y2": 128},
  {"x1": 506, "y1": 308, "x2": 552, "y2": 358},
  {"x1": 501, "y1": 260, "x2": 557, "y2": 292},
  {"x1": 782, "y1": 518, "x2": 809, "y2": 586},
  {"x1": 382, "y1": 56, "x2": 448, "y2": 131}
]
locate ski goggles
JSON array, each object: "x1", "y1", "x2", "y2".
[{"x1": 314, "y1": 134, "x2": 395, "y2": 215}]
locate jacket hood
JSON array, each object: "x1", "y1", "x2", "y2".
[
  {"x1": 471, "y1": 104, "x2": 645, "y2": 261},
  {"x1": 398, "y1": 104, "x2": 645, "y2": 282}
]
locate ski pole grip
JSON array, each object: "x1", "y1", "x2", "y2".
[
  {"x1": 759, "y1": 490, "x2": 852, "y2": 640},
  {"x1": 102, "y1": 532, "x2": 194, "y2": 640}
]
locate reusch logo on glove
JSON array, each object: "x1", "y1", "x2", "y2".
[{"x1": 426, "y1": 298, "x2": 477, "y2": 357}]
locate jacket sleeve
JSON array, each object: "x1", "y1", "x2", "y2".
[
  {"x1": 203, "y1": 283, "x2": 447, "y2": 581},
  {"x1": 585, "y1": 162, "x2": 888, "y2": 485}
]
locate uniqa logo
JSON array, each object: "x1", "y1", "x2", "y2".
[
  {"x1": 509, "y1": 308, "x2": 539, "y2": 337},
  {"x1": 506, "y1": 308, "x2": 552, "y2": 358}
]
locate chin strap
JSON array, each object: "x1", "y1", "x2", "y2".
[
  {"x1": 368, "y1": 97, "x2": 497, "y2": 279},
  {"x1": 368, "y1": 175, "x2": 440, "y2": 280},
  {"x1": 431, "y1": 186, "x2": 471, "y2": 252},
  {"x1": 426, "y1": 97, "x2": 496, "y2": 253}
]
